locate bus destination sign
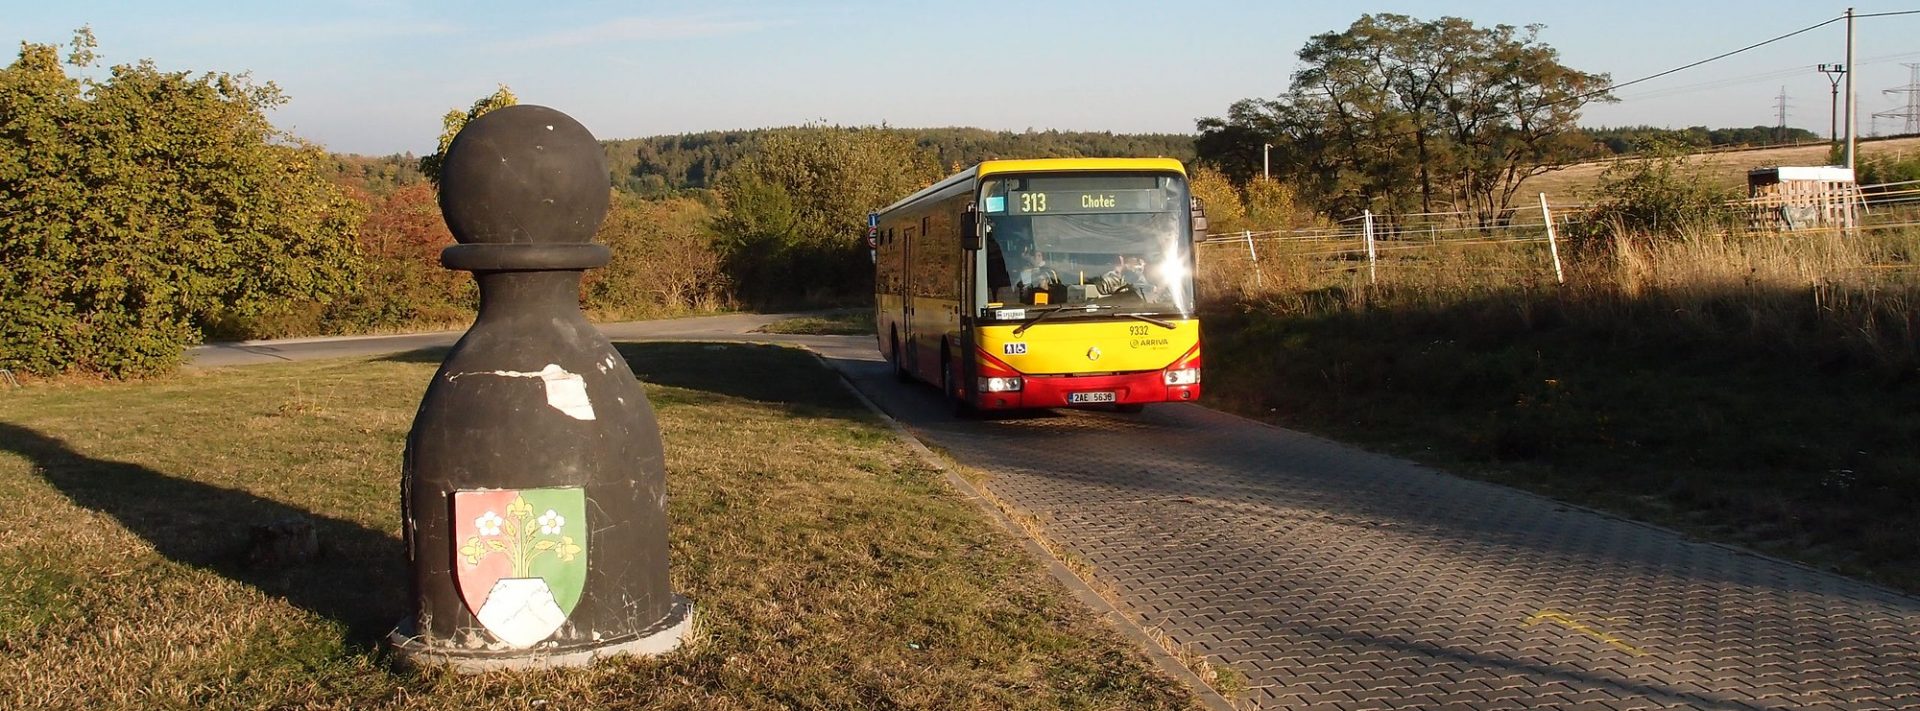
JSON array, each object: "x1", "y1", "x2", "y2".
[{"x1": 1003, "y1": 189, "x2": 1163, "y2": 215}]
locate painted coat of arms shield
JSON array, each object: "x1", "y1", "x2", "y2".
[{"x1": 452, "y1": 487, "x2": 588, "y2": 648}]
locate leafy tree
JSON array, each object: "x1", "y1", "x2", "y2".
[
  {"x1": 0, "y1": 33, "x2": 360, "y2": 376},
  {"x1": 1244, "y1": 179, "x2": 1312, "y2": 232},
  {"x1": 1194, "y1": 103, "x2": 1283, "y2": 187},
  {"x1": 712, "y1": 127, "x2": 942, "y2": 305},
  {"x1": 1199, "y1": 14, "x2": 1611, "y2": 224},
  {"x1": 311, "y1": 183, "x2": 471, "y2": 334},
  {"x1": 418, "y1": 85, "x2": 517, "y2": 185},
  {"x1": 1187, "y1": 166, "x2": 1248, "y2": 234},
  {"x1": 587, "y1": 195, "x2": 728, "y2": 315}
]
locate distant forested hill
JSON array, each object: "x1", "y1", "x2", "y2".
[
  {"x1": 317, "y1": 152, "x2": 427, "y2": 195},
  {"x1": 1581, "y1": 125, "x2": 1823, "y2": 155},
  {"x1": 328, "y1": 124, "x2": 1820, "y2": 201},
  {"x1": 601, "y1": 127, "x2": 1197, "y2": 196}
]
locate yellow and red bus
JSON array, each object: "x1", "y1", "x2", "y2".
[{"x1": 872, "y1": 158, "x2": 1207, "y2": 413}]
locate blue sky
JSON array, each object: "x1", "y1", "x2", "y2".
[{"x1": 8, "y1": 1, "x2": 1920, "y2": 155}]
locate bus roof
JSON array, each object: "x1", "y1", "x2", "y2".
[
  {"x1": 978, "y1": 157, "x2": 1187, "y2": 178},
  {"x1": 876, "y1": 157, "x2": 1188, "y2": 215}
]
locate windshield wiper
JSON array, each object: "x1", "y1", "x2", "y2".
[
  {"x1": 1012, "y1": 305, "x2": 1173, "y2": 336},
  {"x1": 1012, "y1": 306, "x2": 1072, "y2": 336},
  {"x1": 1120, "y1": 313, "x2": 1177, "y2": 330}
]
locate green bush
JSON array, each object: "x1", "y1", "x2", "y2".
[
  {"x1": 1577, "y1": 145, "x2": 1736, "y2": 245},
  {"x1": 588, "y1": 194, "x2": 729, "y2": 316},
  {"x1": 1855, "y1": 151, "x2": 1920, "y2": 187},
  {"x1": 0, "y1": 34, "x2": 360, "y2": 376}
]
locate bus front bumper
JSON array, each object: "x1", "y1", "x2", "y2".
[{"x1": 971, "y1": 370, "x2": 1201, "y2": 410}]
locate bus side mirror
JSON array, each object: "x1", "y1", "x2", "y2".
[
  {"x1": 961, "y1": 204, "x2": 982, "y2": 250},
  {"x1": 1190, "y1": 197, "x2": 1209, "y2": 242}
]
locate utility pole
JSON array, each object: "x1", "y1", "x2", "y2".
[
  {"x1": 1845, "y1": 6, "x2": 1857, "y2": 169},
  {"x1": 1819, "y1": 63, "x2": 1847, "y2": 144},
  {"x1": 1774, "y1": 86, "x2": 1791, "y2": 143},
  {"x1": 1873, "y1": 63, "x2": 1920, "y2": 135},
  {"x1": 1262, "y1": 143, "x2": 1272, "y2": 182}
]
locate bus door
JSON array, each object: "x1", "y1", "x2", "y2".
[
  {"x1": 958, "y1": 205, "x2": 981, "y2": 401},
  {"x1": 900, "y1": 220, "x2": 918, "y2": 377}
]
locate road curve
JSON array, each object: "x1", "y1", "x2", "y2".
[{"x1": 195, "y1": 318, "x2": 1920, "y2": 710}]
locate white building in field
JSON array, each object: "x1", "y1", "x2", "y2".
[{"x1": 1746, "y1": 165, "x2": 1860, "y2": 231}]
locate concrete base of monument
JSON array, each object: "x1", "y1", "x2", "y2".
[{"x1": 387, "y1": 595, "x2": 693, "y2": 673}]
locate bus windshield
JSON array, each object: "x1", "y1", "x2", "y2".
[{"x1": 979, "y1": 173, "x2": 1193, "y2": 316}]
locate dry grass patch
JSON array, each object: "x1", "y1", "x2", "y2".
[
  {"x1": 0, "y1": 343, "x2": 1195, "y2": 710},
  {"x1": 752, "y1": 310, "x2": 875, "y2": 336}
]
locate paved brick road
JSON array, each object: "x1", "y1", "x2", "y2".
[{"x1": 818, "y1": 345, "x2": 1920, "y2": 711}]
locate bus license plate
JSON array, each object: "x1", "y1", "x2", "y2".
[{"x1": 1069, "y1": 391, "x2": 1116, "y2": 404}]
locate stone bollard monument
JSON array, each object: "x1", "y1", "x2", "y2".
[{"x1": 388, "y1": 104, "x2": 691, "y2": 671}]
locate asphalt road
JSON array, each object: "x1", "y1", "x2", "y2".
[
  {"x1": 194, "y1": 316, "x2": 1920, "y2": 710},
  {"x1": 185, "y1": 312, "x2": 826, "y2": 368}
]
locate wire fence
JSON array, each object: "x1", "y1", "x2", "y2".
[{"x1": 1199, "y1": 180, "x2": 1920, "y2": 290}]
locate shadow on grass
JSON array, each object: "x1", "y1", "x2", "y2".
[
  {"x1": 619, "y1": 342, "x2": 873, "y2": 425},
  {"x1": 0, "y1": 422, "x2": 406, "y2": 644},
  {"x1": 375, "y1": 342, "x2": 865, "y2": 420},
  {"x1": 377, "y1": 347, "x2": 450, "y2": 364}
]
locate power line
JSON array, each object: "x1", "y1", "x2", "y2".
[
  {"x1": 1564, "y1": 15, "x2": 1846, "y2": 106},
  {"x1": 1873, "y1": 63, "x2": 1920, "y2": 134},
  {"x1": 1858, "y1": 49, "x2": 1920, "y2": 65},
  {"x1": 1218, "y1": 10, "x2": 1920, "y2": 161},
  {"x1": 1615, "y1": 65, "x2": 1814, "y2": 103},
  {"x1": 1612, "y1": 51, "x2": 1920, "y2": 105}
]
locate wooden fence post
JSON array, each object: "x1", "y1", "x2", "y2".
[
  {"x1": 1538, "y1": 193, "x2": 1564, "y2": 285},
  {"x1": 1242, "y1": 229, "x2": 1262, "y2": 288},
  {"x1": 1363, "y1": 209, "x2": 1377, "y2": 285}
]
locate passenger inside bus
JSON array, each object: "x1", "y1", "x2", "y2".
[{"x1": 1098, "y1": 255, "x2": 1149, "y2": 297}]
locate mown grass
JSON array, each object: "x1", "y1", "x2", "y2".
[
  {"x1": 0, "y1": 343, "x2": 1194, "y2": 710},
  {"x1": 753, "y1": 310, "x2": 876, "y2": 336},
  {"x1": 1198, "y1": 228, "x2": 1920, "y2": 593}
]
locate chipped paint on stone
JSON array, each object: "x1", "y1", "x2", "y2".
[{"x1": 448, "y1": 364, "x2": 596, "y2": 420}]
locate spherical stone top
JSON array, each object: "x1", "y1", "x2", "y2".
[{"x1": 438, "y1": 105, "x2": 610, "y2": 245}]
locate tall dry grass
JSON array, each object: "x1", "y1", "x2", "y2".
[{"x1": 1201, "y1": 224, "x2": 1920, "y2": 373}]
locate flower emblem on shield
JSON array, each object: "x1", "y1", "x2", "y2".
[
  {"x1": 474, "y1": 511, "x2": 505, "y2": 536},
  {"x1": 453, "y1": 488, "x2": 588, "y2": 648}
]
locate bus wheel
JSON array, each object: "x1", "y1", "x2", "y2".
[
  {"x1": 1115, "y1": 403, "x2": 1146, "y2": 414},
  {"x1": 941, "y1": 352, "x2": 977, "y2": 418},
  {"x1": 891, "y1": 334, "x2": 911, "y2": 383}
]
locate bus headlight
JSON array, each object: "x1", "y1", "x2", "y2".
[
  {"x1": 978, "y1": 376, "x2": 1023, "y2": 393},
  {"x1": 1163, "y1": 368, "x2": 1201, "y2": 386}
]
